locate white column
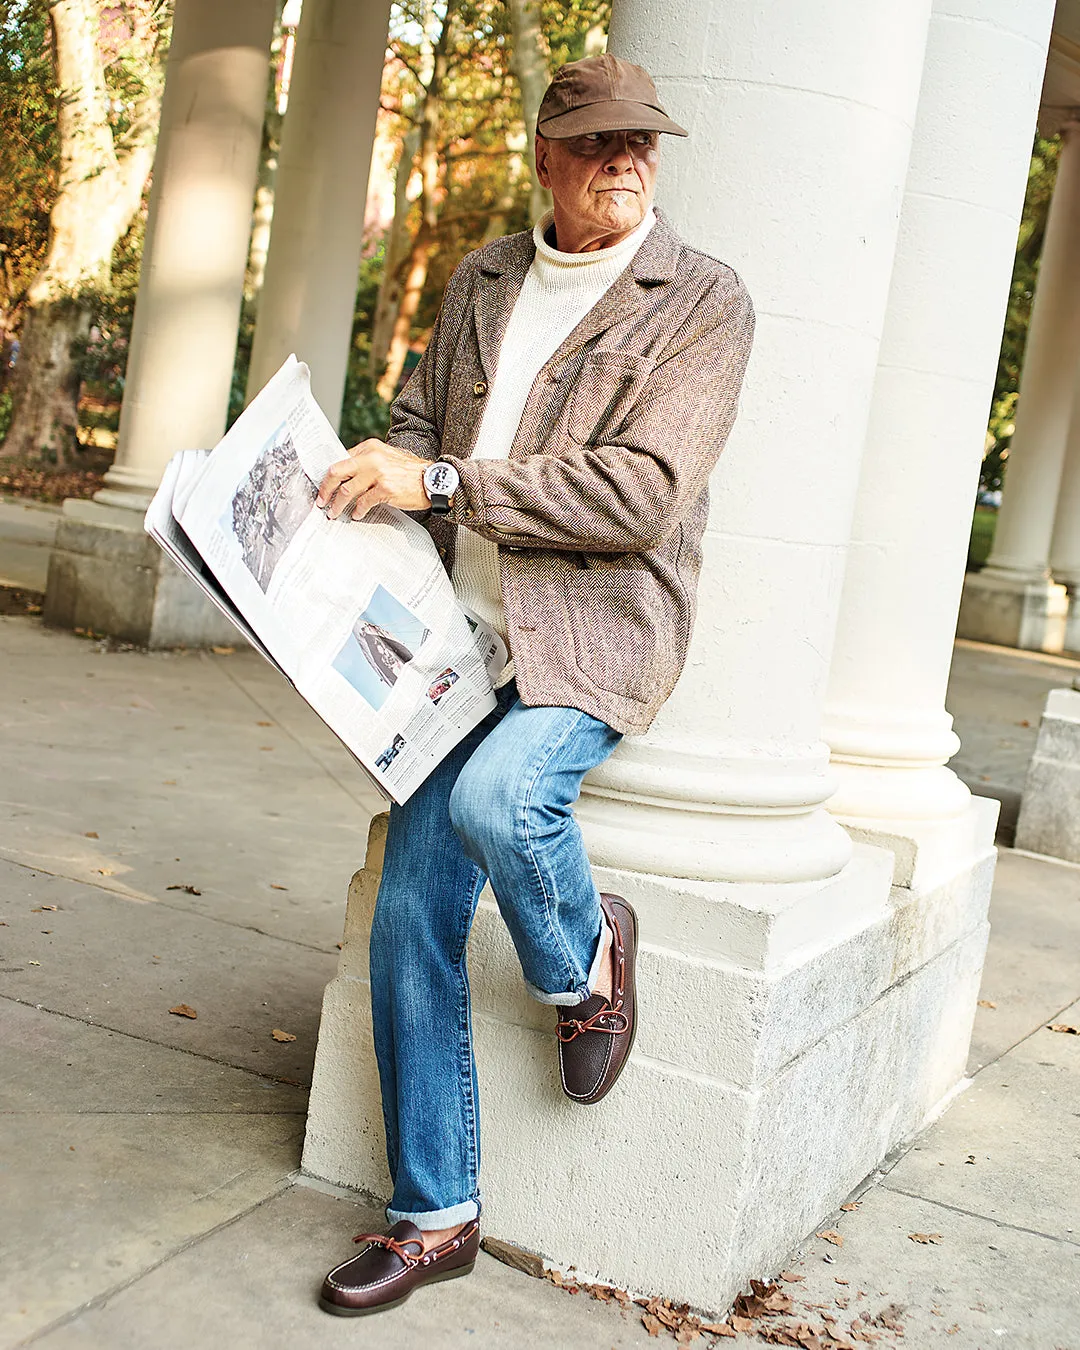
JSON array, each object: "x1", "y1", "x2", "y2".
[
  {"x1": 982, "y1": 123, "x2": 1080, "y2": 581},
  {"x1": 245, "y1": 0, "x2": 392, "y2": 426},
  {"x1": 957, "y1": 122, "x2": 1080, "y2": 650},
  {"x1": 97, "y1": 0, "x2": 276, "y2": 510},
  {"x1": 823, "y1": 0, "x2": 1056, "y2": 885},
  {"x1": 574, "y1": 1, "x2": 933, "y2": 886},
  {"x1": 1049, "y1": 381, "x2": 1080, "y2": 589}
]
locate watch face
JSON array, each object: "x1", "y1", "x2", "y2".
[{"x1": 425, "y1": 462, "x2": 459, "y2": 495}]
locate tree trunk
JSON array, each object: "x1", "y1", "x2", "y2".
[
  {"x1": 376, "y1": 0, "x2": 458, "y2": 400},
  {"x1": 5, "y1": 300, "x2": 90, "y2": 460},
  {"x1": 507, "y1": 0, "x2": 551, "y2": 224},
  {"x1": 370, "y1": 125, "x2": 421, "y2": 380},
  {"x1": 376, "y1": 222, "x2": 434, "y2": 402},
  {"x1": 1, "y1": 0, "x2": 164, "y2": 465}
]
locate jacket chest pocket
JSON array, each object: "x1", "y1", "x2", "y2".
[{"x1": 567, "y1": 352, "x2": 653, "y2": 446}]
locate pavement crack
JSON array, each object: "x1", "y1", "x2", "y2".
[
  {"x1": 0, "y1": 993, "x2": 313, "y2": 1092},
  {"x1": 969, "y1": 990, "x2": 1080, "y2": 1074},
  {"x1": 881, "y1": 1184, "x2": 1080, "y2": 1248},
  {"x1": 13, "y1": 1179, "x2": 299, "y2": 1349},
  {"x1": 0, "y1": 851, "x2": 340, "y2": 956}
]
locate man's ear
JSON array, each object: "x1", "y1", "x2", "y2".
[{"x1": 534, "y1": 134, "x2": 553, "y2": 189}]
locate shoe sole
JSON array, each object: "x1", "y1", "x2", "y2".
[
  {"x1": 318, "y1": 1260, "x2": 475, "y2": 1317},
  {"x1": 576, "y1": 899, "x2": 639, "y2": 1106}
]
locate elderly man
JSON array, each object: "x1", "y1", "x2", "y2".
[{"x1": 315, "y1": 53, "x2": 754, "y2": 1316}]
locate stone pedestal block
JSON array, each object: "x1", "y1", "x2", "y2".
[
  {"x1": 956, "y1": 570, "x2": 1068, "y2": 652},
  {"x1": 1015, "y1": 688, "x2": 1080, "y2": 862},
  {"x1": 44, "y1": 501, "x2": 240, "y2": 649},
  {"x1": 302, "y1": 815, "x2": 995, "y2": 1312}
]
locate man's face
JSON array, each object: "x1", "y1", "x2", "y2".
[{"x1": 535, "y1": 129, "x2": 660, "y2": 252}]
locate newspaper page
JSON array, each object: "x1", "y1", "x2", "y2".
[{"x1": 146, "y1": 355, "x2": 507, "y2": 803}]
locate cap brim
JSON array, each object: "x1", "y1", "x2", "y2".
[{"x1": 537, "y1": 99, "x2": 688, "y2": 138}]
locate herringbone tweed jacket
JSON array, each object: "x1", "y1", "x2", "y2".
[{"x1": 388, "y1": 211, "x2": 755, "y2": 736}]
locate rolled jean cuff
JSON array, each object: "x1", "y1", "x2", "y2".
[
  {"x1": 524, "y1": 913, "x2": 610, "y2": 1007},
  {"x1": 386, "y1": 1197, "x2": 480, "y2": 1228}
]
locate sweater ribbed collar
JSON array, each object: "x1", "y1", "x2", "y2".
[{"x1": 531, "y1": 207, "x2": 657, "y2": 276}]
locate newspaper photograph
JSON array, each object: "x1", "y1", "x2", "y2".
[{"x1": 145, "y1": 355, "x2": 507, "y2": 803}]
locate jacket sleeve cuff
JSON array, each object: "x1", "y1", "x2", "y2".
[{"x1": 446, "y1": 458, "x2": 487, "y2": 529}]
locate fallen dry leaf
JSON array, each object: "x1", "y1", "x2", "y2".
[
  {"x1": 731, "y1": 1316, "x2": 755, "y2": 1333},
  {"x1": 84, "y1": 831, "x2": 98, "y2": 839},
  {"x1": 211, "y1": 645, "x2": 235, "y2": 655},
  {"x1": 780, "y1": 1271, "x2": 806, "y2": 1283},
  {"x1": 169, "y1": 1004, "x2": 197, "y2": 1019},
  {"x1": 270, "y1": 883, "x2": 288, "y2": 891},
  {"x1": 93, "y1": 867, "x2": 115, "y2": 876},
  {"x1": 818, "y1": 1229, "x2": 844, "y2": 1247},
  {"x1": 977, "y1": 999, "x2": 996, "y2": 1009},
  {"x1": 271, "y1": 1028, "x2": 296, "y2": 1042},
  {"x1": 166, "y1": 883, "x2": 202, "y2": 895},
  {"x1": 642, "y1": 1313, "x2": 662, "y2": 1337},
  {"x1": 1048, "y1": 1023, "x2": 1079, "y2": 1035},
  {"x1": 840, "y1": 1203, "x2": 859, "y2": 1212},
  {"x1": 908, "y1": 1232, "x2": 943, "y2": 1244},
  {"x1": 256, "y1": 720, "x2": 273, "y2": 726}
]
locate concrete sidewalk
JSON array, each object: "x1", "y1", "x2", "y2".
[{"x1": 2, "y1": 612, "x2": 1079, "y2": 1349}]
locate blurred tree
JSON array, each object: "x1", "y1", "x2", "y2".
[
  {"x1": 507, "y1": 0, "x2": 550, "y2": 224},
  {"x1": 368, "y1": 0, "x2": 610, "y2": 402},
  {"x1": 1, "y1": 0, "x2": 169, "y2": 466},
  {"x1": 983, "y1": 134, "x2": 1060, "y2": 493},
  {"x1": 0, "y1": 0, "x2": 59, "y2": 374}
]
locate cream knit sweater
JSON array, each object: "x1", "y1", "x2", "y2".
[{"x1": 452, "y1": 207, "x2": 656, "y2": 686}]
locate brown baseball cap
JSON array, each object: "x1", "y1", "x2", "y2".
[{"x1": 536, "y1": 54, "x2": 688, "y2": 139}]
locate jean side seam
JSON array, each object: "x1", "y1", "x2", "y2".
[
  {"x1": 455, "y1": 862, "x2": 485, "y2": 1202},
  {"x1": 518, "y1": 709, "x2": 594, "y2": 995}
]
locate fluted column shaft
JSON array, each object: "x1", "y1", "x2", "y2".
[
  {"x1": 577, "y1": 0, "x2": 934, "y2": 883},
  {"x1": 824, "y1": 0, "x2": 1056, "y2": 852},
  {"x1": 99, "y1": 0, "x2": 276, "y2": 509},
  {"x1": 245, "y1": 0, "x2": 393, "y2": 425}
]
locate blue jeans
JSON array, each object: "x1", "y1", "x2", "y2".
[{"x1": 368, "y1": 680, "x2": 622, "y2": 1228}]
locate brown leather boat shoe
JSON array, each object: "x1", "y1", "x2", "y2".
[
  {"x1": 556, "y1": 892, "x2": 638, "y2": 1105},
  {"x1": 319, "y1": 1217, "x2": 479, "y2": 1316}
]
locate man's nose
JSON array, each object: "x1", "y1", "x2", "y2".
[{"x1": 603, "y1": 135, "x2": 634, "y2": 172}]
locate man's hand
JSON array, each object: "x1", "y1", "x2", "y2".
[{"x1": 316, "y1": 439, "x2": 430, "y2": 519}]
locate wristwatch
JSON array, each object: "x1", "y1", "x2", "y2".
[{"x1": 423, "y1": 460, "x2": 460, "y2": 515}]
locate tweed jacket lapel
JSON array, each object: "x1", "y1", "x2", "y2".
[
  {"x1": 472, "y1": 210, "x2": 683, "y2": 380},
  {"x1": 473, "y1": 233, "x2": 533, "y2": 381},
  {"x1": 546, "y1": 211, "x2": 682, "y2": 367}
]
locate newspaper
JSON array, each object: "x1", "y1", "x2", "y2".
[{"x1": 144, "y1": 355, "x2": 507, "y2": 804}]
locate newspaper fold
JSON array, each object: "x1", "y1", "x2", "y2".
[{"x1": 145, "y1": 355, "x2": 507, "y2": 804}]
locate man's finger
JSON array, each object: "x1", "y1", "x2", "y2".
[{"x1": 317, "y1": 457, "x2": 365, "y2": 507}]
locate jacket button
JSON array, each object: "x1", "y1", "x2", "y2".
[
  {"x1": 463, "y1": 507, "x2": 475, "y2": 519},
  {"x1": 473, "y1": 381, "x2": 488, "y2": 397}
]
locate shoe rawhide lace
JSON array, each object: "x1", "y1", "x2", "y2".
[
  {"x1": 557, "y1": 892, "x2": 638, "y2": 1105},
  {"x1": 318, "y1": 1217, "x2": 479, "y2": 1316}
]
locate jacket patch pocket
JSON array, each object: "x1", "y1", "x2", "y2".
[
  {"x1": 567, "y1": 353, "x2": 653, "y2": 446},
  {"x1": 564, "y1": 561, "x2": 657, "y2": 703}
]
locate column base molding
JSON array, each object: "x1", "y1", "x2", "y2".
[
  {"x1": 43, "y1": 497, "x2": 242, "y2": 649},
  {"x1": 957, "y1": 569, "x2": 1068, "y2": 652},
  {"x1": 827, "y1": 766, "x2": 998, "y2": 889},
  {"x1": 302, "y1": 814, "x2": 994, "y2": 1312},
  {"x1": 1016, "y1": 687, "x2": 1080, "y2": 862}
]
